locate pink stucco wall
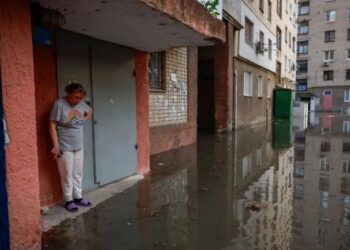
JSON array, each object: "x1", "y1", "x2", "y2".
[
  {"x1": 33, "y1": 42, "x2": 62, "y2": 207},
  {"x1": 0, "y1": 0, "x2": 41, "y2": 249},
  {"x1": 135, "y1": 51, "x2": 150, "y2": 174}
]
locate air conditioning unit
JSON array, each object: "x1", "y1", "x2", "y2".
[
  {"x1": 322, "y1": 61, "x2": 331, "y2": 67},
  {"x1": 255, "y1": 41, "x2": 265, "y2": 54}
]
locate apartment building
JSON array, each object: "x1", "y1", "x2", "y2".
[
  {"x1": 232, "y1": 0, "x2": 297, "y2": 128},
  {"x1": 296, "y1": 0, "x2": 350, "y2": 112}
]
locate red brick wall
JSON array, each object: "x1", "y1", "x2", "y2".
[
  {"x1": 150, "y1": 47, "x2": 198, "y2": 155},
  {"x1": 0, "y1": 0, "x2": 41, "y2": 249}
]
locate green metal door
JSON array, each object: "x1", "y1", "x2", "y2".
[{"x1": 273, "y1": 89, "x2": 293, "y2": 119}]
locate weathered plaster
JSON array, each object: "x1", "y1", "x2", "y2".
[
  {"x1": 136, "y1": 51, "x2": 151, "y2": 174},
  {"x1": 0, "y1": 0, "x2": 41, "y2": 249}
]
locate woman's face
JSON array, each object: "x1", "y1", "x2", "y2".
[{"x1": 66, "y1": 91, "x2": 84, "y2": 106}]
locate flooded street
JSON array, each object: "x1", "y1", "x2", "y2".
[{"x1": 43, "y1": 114, "x2": 350, "y2": 250}]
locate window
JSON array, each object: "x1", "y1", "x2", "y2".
[
  {"x1": 343, "y1": 121, "x2": 350, "y2": 133},
  {"x1": 245, "y1": 18, "x2": 254, "y2": 46},
  {"x1": 289, "y1": 32, "x2": 292, "y2": 48},
  {"x1": 321, "y1": 141, "x2": 331, "y2": 152},
  {"x1": 149, "y1": 52, "x2": 165, "y2": 90},
  {"x1": 268, "y1": 1, "x2": 272, "y2": 21},
  {"x1": 325, "y1": 30, "x2": 335, "y2": 42},
  {"x1": 323, "y1": 70, "x2": 334, "y2": 81},
  {"x1": 296, "y1": 80, "x2": 307, "y2": 92},
  {"x1": 258, "y1": 76, "x2": 263, "y2": 97},
  {"x1": 293, "y1": 37, "x2": 295, "y2": 52},
  {"x1": 285, "y1": 26, "x2": 288, "y2": 43},
  {"x1": 341, "y1": 177, "x2": 350, "y2": 195},
  {"x1": 324, "y1": 50, "x2": 334, "y2": 62},
  {"x1": 276, "y1": 61, "x2": 281, "y2": 75},
  {"x1": 276, "y1": 27, "x2": 282, "y2": 50},
  {"x1": 242, "y1": 154, "x2": 252, "y2": 178},
  {"x1": 345, "y1": 90, "x2": 350, "y2": 102},
  {"x1": 298, "y1": 21, "x2": 309, "y2": 34},
  {"x1": 347, "y1": 49, "x2": 350, "y2": 60},
  {"x1": 319, "y1": 177, "x2": 330, "y2": 192},
  {"x1": 267, "y1": 79, "x2": 272, "y2": 98},
  {"x1": 277, "y1": 0, "x2": 282, "y2": 17},
  {"x1": 294, "y1": 166, "x2": 305, "y2": 177},
  {"x1": 297, "y1": 60, "x2": 308, "y2": 73},
  {"x1": 348, "y1": 29, "x2": 350, "y2": 41},
  {"x1": 344, "y1": 141, "x2": 350, "y2": 153},
  {"x1": 342, "y1": 161, "x2": 350, "y2": 174},
  {"x1": 284, "y1": 56, "x2": 287, "y2": 71},
  {"x1": 299, "y1": 2, "x2": 310, "y2": 15},
  {"x1": 297, "y1": 41, "x2": 308, "y2": 54},
  {"x1": 319, "y1": 157, "x2": 330, "y2": 172},
  {"x1": 268, "y1": 39, "x2": 272, "y2": 60},
  {"x1": 323, "y1": 90, "x2": 332, "y2": 96},
  {"x1": 259, "y1": 31, "x2": 264, "y2": 44},
  {"x1": 325, "y1": 10, "x2": 336, "y2": 23},
  {"x1": 347, "y1": 70, "x2": 350, "y2": 80},
  {"x1": 259, "y1": 0, "x2": 264, "y2": 12},
  {"x1": 243, "y1": 71, "x2": 253, "y2": 97}
]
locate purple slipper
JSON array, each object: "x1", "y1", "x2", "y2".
[
  {"x1": 65, "y1": 201, "x2": 78, "y2": 212},
  {"x1": 74, "y1": 198, "x2": 92, "y2": 207}
]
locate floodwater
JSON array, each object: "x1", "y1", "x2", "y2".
[{"x1": 43, "y1": 114, "x2": 350, "y2": 250}]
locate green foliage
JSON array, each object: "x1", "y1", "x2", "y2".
[{"x1": 201, "y1": 0, "x2": 220, "y2": 17}]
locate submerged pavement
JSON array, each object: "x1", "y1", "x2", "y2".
[{"x1": 42, "y1": 114, "x2": 350, "y2": 250}]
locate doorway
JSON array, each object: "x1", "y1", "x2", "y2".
[
  {"x1": 56, "y1": 30, "x2": 137, "y2": 190},
  {"x1": 197, "y1": 47, "x2": 215, "y2": 132},
  {"x1": 322, "y1": 90, "x2": 333, "y2": 111}
]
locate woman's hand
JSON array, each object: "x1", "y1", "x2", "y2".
[
  {"x1": 83, "y1": 107, "x2": 93, "y2": 122},
  {"x1": 51, "y1": 145, "x2": 61, "y2": 158}
]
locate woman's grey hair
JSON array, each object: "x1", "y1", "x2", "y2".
[{"x1": 65, "y1": 83, "x2": 87, "y2": 96}]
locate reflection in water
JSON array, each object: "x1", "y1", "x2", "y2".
[
  {"x1": 292, "y1": 114, "x2": 350, "y2": 250},
  {"x1": 43, "y1": 115, "x2": 350, "y2": 250}
]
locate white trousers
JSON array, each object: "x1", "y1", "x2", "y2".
[{"x1": 57, "y1": 149, "x2": 84, "y2": 202}]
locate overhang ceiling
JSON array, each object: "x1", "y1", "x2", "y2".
[{"x1": 33, "y1": 0, "x2": 223, "y2": 52}]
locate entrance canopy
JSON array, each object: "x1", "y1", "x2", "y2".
[{"x1": 32, "y1": 0, "x2": 226, "y2": 52}]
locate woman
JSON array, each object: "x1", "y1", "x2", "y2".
[{"x1": 49, "y1": 83, "x2": 93, "y2": 212}]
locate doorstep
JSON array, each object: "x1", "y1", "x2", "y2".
[{"x1": 41, "y1": 174, "x2": 144, "y2": 232}]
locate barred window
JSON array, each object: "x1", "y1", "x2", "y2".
[{"x1": 149, "y1": 52, "x2": 165, "y2": 91}]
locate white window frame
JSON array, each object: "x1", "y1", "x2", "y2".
[
  {"x1": 324, "y1": 50, "x2": 334, "y2": 62},
  {"x1": 345, "y1": 90, "x2": 350, "y2": 102},
  {"x1": 242, "y1": 154, "x2": 252, "y2": 178},
  {"x1": 342, "y1": 160, "x2": 350, "y2": 174},
  {"x1": 325, "y1": 10, "x2": 336, "y2": 23},
  {"x1": 267, "y1": 79, "x2": 272, "y2": 99},
  {"x1": 258, "y1": 76, "x2": 263, "y2": 98},
  {"x1": 319, "y1": 157, "x2": 330, "y2": 172},
  {"x1": 268, "y1": 39, "x2": 272, "y2": 60},
  {"x1": 343, "y1": 121, "x2": 350, "y2": 134},
  {"x1": 243, "y1": 71, "x2": 253, "y2": 97}
]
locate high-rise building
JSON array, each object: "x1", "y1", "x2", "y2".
[{"x1": 296, "y1": 0, "x2": 350, "y2": 112}]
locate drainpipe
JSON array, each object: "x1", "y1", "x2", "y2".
[{"x1": 0, "y1": 75, "x2": 10, "y2": 250}]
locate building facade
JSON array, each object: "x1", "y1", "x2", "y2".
[
  {"x1": 296, "y1": 0, "x2": 350, "y2": 112},
  {"x1": 232, "y1": 0, "x2": 297, "y2": 128}
]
